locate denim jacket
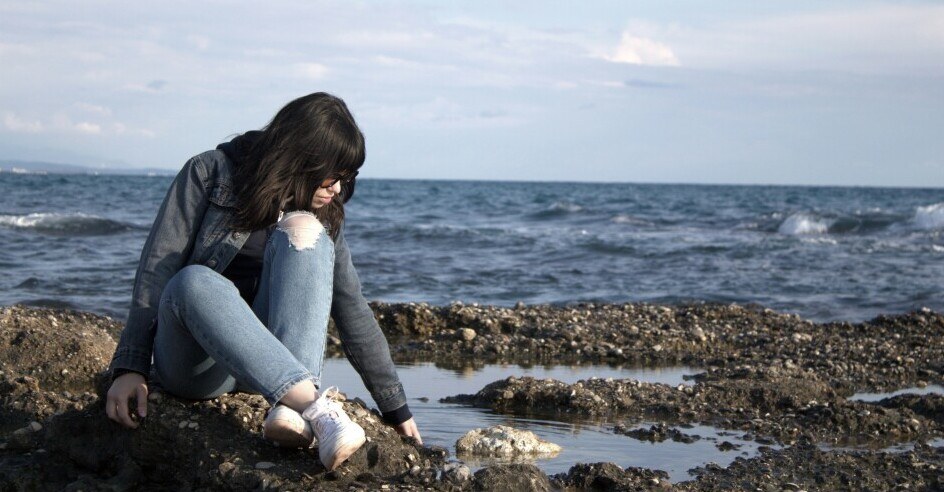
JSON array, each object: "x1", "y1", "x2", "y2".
[{"x1": 109, "y1": 149, "x2": 407, "y2": 414}]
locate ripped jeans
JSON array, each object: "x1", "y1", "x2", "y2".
[{"x1": 153, "y1": 211, "x2": 333, "y2": 405}]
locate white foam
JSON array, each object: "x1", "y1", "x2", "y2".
[
  {"x1": 914, "y1": 203, "x2": 944, "y2": 230},
  {"x1": 548, "y1": 201, "x2": 582, "y2": 213},
  {"x1": 777, "y1": 213, "x2": 830, "y2": 235},
  {"x1": 801, "y1": 237, "x2": 838, "y2": 245},
  {"x1": 0, "y1": 212, "x2": 91, "y2": 228},
  {"x1": 0, "y1": 212, "x2": 130, "y2": 235},
  {"x1": 611, "y1": 214, "x2": 648, "y2": 225}
]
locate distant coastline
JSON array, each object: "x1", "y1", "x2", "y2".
[{"x1": 0, "y1": 159, "x2": 174, "y2": 177}]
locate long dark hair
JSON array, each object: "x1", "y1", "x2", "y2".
[{"x1": 230, "y1": 92, "x2": 365, "y2": 237}]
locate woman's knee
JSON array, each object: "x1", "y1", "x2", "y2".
[
  {"x1": 277, "y1": 211, "x2": 325, "y2": 250},
  {"x1": 165, "y1": 264, "x2": 229, "y2": 302}
]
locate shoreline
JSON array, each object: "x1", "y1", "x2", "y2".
[{"x1": 2, "y1": 302, "x2": 943, "y2": 490}]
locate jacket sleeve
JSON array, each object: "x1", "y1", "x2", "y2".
[
  {"x1": 331, "y1": 227, "x2": 408, "y2": 413},
  {"x1": 110, "y1": 157, "x2": 210, "y2": 376}
]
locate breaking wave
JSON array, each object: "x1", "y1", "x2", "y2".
[
  {"x1": 777, "y1": 213, "x2": 830, "y2": 235},
  {"x1": 0, "y1": 212, "x2": 141, "y2": 235},
  {"x1": 915, "y1": 203, "x2": 944, "y2": 230}
]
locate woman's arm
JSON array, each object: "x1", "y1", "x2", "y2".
[
  {"x1": 110, "y1": 156, "x2": 210, "y2": 377},
  {"x1": 331, "y1": 227, "x2": 416, "y2": 430}
]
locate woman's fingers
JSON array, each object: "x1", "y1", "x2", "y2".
[
  {"x1": 106, "y1": 372, "x2": 147, "y2": 429},
  {"x1": 135, "y1": 385, "x2": 149, "y2": 418},
  {"x1": 395, "y1": 418, "x2": 423, "y2": 445},
  {"x1": 105, "y1": 394, "x2": 117, "y2": 422},
  {"x1": 114, "y1": 395, "x2": 138, "y2": 428}
]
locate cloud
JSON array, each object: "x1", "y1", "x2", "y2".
[
  {"x1": 186, "y1": 34, "x2": 210, "y2": 50},
  {"x1": 146, "y1": 79, "x2": 167, "y2": 91},
  {"x1": 295, "y1": 62, "x2": 329, "y2": 80},
  {"x1": 2, "y1": 112, "x2": 44, "y2": 133},
  {"x1": 74, "y1": 102, "x2": 112, "y2": 116},
  {"x1": 656, "y1": 5, "x2": 944, "y2": 74},
  {"x1": 362, "y1": 97, "x2": 521, "y2": 128},
  {"x1": 73, "y1": 121, "x2": 102, "y2": 134},
  {"x1": 624, "y1": 78, "x2": 677, "y2": 89},
  {"x1": 604, "y1": 32, "x2": 680, "y2": 66},
  {"x1": 113, "y1": 122, "x2": 155, "y2": 138}
]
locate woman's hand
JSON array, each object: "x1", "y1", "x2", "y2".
[
  {"x1": 106, "y1": 372, "x2": 148, "y2": 429},
  {"x1": 395, "y1": 417, "x2": 423, "y2": 445}
]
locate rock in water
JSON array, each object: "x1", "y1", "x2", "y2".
[{"x1": 455, "y1": 425, "x2": 562, "y2": 458}]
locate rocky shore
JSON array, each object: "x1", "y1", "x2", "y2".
[{"x1": 3, "y1": 302, "x2": 944, "y2": 490}]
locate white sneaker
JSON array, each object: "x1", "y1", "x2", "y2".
[
  {"x1": 263, "y1": 404, "x2": 314, "y2": 448},
  {"x1": 302, "y1": 387, "x2": 366, "y2": 471}
]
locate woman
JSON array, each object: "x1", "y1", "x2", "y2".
[{"x1": 105, "y1": 92, "x2": 421, "y2": 471}]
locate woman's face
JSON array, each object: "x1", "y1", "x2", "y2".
[{"x1": 311, "y1": 179, "x2": 342, "y2": 208}]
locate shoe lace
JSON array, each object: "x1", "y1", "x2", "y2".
[{"x1": 303, "y1": 387, "x2": 345, "y2": 435}]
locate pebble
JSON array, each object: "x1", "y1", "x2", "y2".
[
  {"x1": 255, "y1": 461, "x2": 276, "y2": 470},
  {"x1": 28, "y1": 421, "x2": 42, "y2": 432},
  {"x1": 178, "y1": 420, "x2": 190, "y2": 429},
  {"x1": 458, "y1": 328, "x2": 477, "y2": 341}
]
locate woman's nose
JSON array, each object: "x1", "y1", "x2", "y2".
[{"x1": 329, "y1": 180, "x2": 342, "y2": 195}]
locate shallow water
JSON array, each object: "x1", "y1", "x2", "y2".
[
  {"x1": 322, "y1": 359, "x2": 770, "y2": 481},
  {"x1": 850, "y1": 385, "x2": 944, "y2": 402}
]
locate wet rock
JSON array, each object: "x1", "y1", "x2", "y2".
[
  {"x1": 458, "y1": 328, "x2": 477, "y2": 341},
  {"x1": 456, "y1": 425, "x2": 561, "y2": 458},
  {"x1": 616, "y1": 423, "x2": 701, "y2": 444},
  {"x1": 441, "y1": 462, "x2": 471, "y2": 484},
  {"x1": 473, "y1": 463, "x2": 550, "y2": 492},
  {"x1": 687, "y1": 441, "x2": 944, "y2": 490},
  {"x1": 716, "y1": 441, "x2": 741, "y2": 452},
  {"x1": 552, "y1": 462, "x2": 671, "y2": 491}
]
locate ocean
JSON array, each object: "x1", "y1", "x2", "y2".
[{"x1": 0, "y1": 173, "x2": 941, "y2": 323}]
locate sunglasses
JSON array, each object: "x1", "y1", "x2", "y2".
[{"x1": 320, "y1": 171, "x2": 359, "y2": 189}]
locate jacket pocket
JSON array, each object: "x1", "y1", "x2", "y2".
[{"x1": 192, "y1": 184, "x2": 238, "y2": 264}]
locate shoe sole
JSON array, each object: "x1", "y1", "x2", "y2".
[
  {"x1": 263, "y1": 422, "x2": 313, "y2": 449},
  {"x1": 323, "y1": 432, "x2": 367, "y2": 471}
]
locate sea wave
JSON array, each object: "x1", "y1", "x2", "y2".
[
  {"x1": 610, "y1": 214, "x2": 650, "y2": 226},
  {"x1": 915, "y1": 203, "x2": 944, "y2": 230},
  {"x1": 528, "y1": 201, "x2": 585, "y2": 220},
  {"x1": 777, "y1": 213, "x2": 830, "y2": 235},
  {"x1": 0, "y1": 212, "x2": 141, "y2": 235}
]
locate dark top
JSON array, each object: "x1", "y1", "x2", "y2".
[{"x1": 222, "y1": 226, "x2": 273, "y2": 303}]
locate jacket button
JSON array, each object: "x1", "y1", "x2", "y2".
[{"x1": 207, "y1": 259, "x2": 217, "y2": 268}]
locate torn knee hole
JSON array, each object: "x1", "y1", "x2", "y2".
[{"x1": 277, "y1": 214, "x2": 324, "y2": 250}]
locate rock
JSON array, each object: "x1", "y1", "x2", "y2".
[
  {"x1": 552, "y1": 462, "x2": 670, "y2": 490},
  {"x1": 456, "y1": 425, "x2": 562, "y2": 458},
  {"x1": 442, "y1": 462, "x2": 472, "y2": 483},
  {"x1": 7, "y1": 427, "x2": 36, "y2": 450},
  {"x1": 28, "y1": 421, "x2": 42, "y2": 432},
  {"x1": 473, "y1": 464, "x2": 550, "y2": 492},
  {"x1": 255, "y1": 461, "x2": 276, "y2": 470},
  {"x1": 459, "y1": 328, "x2": 477, "y2": 341}
]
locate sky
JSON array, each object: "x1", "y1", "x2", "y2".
[{"x1": 1, "y1": 1, "x2": 942, "y2": 187}]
